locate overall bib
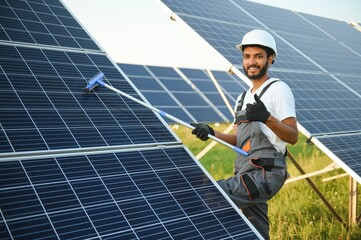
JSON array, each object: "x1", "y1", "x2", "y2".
[{"x1": 217, "y1": 81, "x2": 288, "y2": 239}]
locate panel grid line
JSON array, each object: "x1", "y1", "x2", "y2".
[
  {"x1": 18, "y1": 160, "x2": 61, "y2": 240},
  {"x1": 144, "y1": 65, "x2": 198, "y2": 123},
  {"x1": 161, "y1": 149, "x2": 234, "y2": 238},
  {"x1": 1, "y1": 65, "x2": 50, "y2": 150}
]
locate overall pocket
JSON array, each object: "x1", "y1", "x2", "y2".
[{"x1": 250, "y1": 157, "x2": 286, "y2": 196}]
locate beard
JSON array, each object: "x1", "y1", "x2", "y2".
[{"x1": 243, "y1": 62, "x2": 268, "y2": 80}]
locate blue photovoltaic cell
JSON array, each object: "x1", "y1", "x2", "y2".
[
  {"x1": 164, "y1": 2, "x2": 322, "y2": 72},
  {"x1": 210, "y1": 70, "x2": 249, "y2": 103},
  {"x1": 119, "y1": 63, "x2": 251, "y2": 124},
  {"x1": 119, "y1": 63, "x2": 196, "y2": 123},
  {"x1": 179, "y1": 68, "x2": 234, "y2": 120},
  {"x1": 335, "y1": 75, "x2": 361, "y2": 95},
  {"x1": 318, "y1": 135, "x2": 361, "y2": 181},
  {"x1": 272, "y1": 71, "x2": 361, "y2": 135},
  {"x1": 0, "y1": 45, "x2": 176, "y2": 153},
  {"x1": 146, "y1": 66, "x2": 194, "y2": 92},
  {"x1": 178, "y1": 15, "x2": 255, "y2": 67},
  {"x1": 162, "y1": 0, "x2": 361, "y2": 76},
  {"x1": 278, "y1": 32, "x2": 360, "y2": 75},
  {"x1": 235, "y1": 0, "x2": 327, "y2": 38},
  {"x1": 120, "y1": 63, "x2": 233, "y2": 123},
  {"x1": 231, "y1": 0, "x2": 361, "y2": 74},
  {"x1": 0, "y1": 147, "x2": 258, "y2": 239},
  {"x1": 300, "y1": 13, "x2": 361, "y2": 55},
  {"x1": 0, "y1": 0, "x2": 100, "y2": 50},
  {"x1": 160, "y1": 0, "x2": 259, "y2": 28}
]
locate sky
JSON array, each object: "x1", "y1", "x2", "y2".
[{"x1": 61, "y1": 0, "x2": 361, "y2": 70}]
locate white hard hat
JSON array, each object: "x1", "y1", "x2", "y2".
[{"x1": 236, "y1": 29, "x2": 277, "y2": 59}]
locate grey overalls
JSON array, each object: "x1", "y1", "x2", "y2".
[{"x1": 217, "y1": 81, "x2": 288, "y2": 239}]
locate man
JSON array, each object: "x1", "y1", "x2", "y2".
[{"x1": 191, "y1": 29, "x2": 298, "y2": 239}]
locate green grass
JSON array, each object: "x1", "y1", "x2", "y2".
[{"x1": 171, "y1": 123, "x2": 361, "y2": 239}]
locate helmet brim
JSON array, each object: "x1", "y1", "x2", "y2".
[{"x1": 235, "y1": 44, "x2": 277, "y2": 60}]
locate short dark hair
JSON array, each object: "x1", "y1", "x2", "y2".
[
  {"x1": 242, "y1": 44, "x2": 275, "y2": 64},
  {"x1": 242, "y1": 44, "x2": 275, "y2": 58}
]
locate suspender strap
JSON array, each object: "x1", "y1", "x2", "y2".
[
  {"x1": 236, "y1": 80, "x2": 279, "y2": 111},
  {"x1": 236, "y1": 91, "x2": 247, "y2": 111},
  {"x1": 259, "y1": 80, "x2": 279, "y2": 98}
]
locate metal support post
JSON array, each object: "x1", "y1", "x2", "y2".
[
  {"x1": 349, "y1": 176, "x2": 357, "y2": 226},
  {"x1": 287, "y1": 152, "x2": 345, "y2": 225}
]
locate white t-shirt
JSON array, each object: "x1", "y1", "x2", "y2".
[{"x1": 234, "y1": 78, "x2": 296, "y2": 153}]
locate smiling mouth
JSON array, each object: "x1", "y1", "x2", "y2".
[{"x1": 247, "y1": 66, "x2": 259, "y2": 71}]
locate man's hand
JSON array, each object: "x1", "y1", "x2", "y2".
[
  {"x1": 245, "y1": 94, "x2": 270, "y2": 123},
  {"x1": 191, "y1": 123, "x2": 214, "y2": 141}
]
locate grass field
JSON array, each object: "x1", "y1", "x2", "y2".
[{"x1": 171, "y1": 123, "x2": 361, "y2": 239}]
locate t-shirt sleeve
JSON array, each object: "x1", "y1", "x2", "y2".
[{"x1": 272, "y1": 82, "x2": 296, "y2": 121}]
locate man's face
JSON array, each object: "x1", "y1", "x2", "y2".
[{"x1": 242, "y1": 46, "x2": 271, "y2": 80}]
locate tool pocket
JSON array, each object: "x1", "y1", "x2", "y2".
[
  {"x1": 220, "y1": 172, "x2": 261, "y2": 202},
  {"x1": 240, "y1": 172, "x2": 260, "y2": 201},
  {"x1": 264, "y1": 168, "x2": 285, "y2": 196},
  {"x1": 250, "y1": 158, "x2": 286, "y2": 196}
]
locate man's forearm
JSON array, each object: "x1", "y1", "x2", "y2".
[
  {"x1": 265, "y1": 116, "x2": 298, "y2": 145},
  {"x1": 214, "y1": 131, "x2": 237, "y2": 146}
]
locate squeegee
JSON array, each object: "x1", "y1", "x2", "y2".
[{"x1": 83, "y1": 72, "x2": 248, "y2": 156}]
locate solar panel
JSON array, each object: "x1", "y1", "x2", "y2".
[
  {"x1": 119, "y1": 63, "x2": 249, "y2": 124},
  {"x1": 0, "y1": 0, "x2": 99, "y2": 50},
  {"x1": 272, "y1": 71, "x2": 361, "y2": 135},
  {"x1": 316, "y1": 134, "x2": 361, "y2": 182},
  {"x1": 210, "y1": 70, "x2": 249, "y2": 101},
  {"x1": 0, "y1": 0, "x2": 261, "y2": 238},
  {"x1": 163, "y1": 2, "x2": 321, "y2": 72},
  {"x1": 179, "y1": 68, "x2": 234, "y2": 120},
  {"x1": 119, "y1": 63, "x2": 197, "y2": 123},
  {"x1": 299, "y1": 12, "x2": 361, "y2": 55},
  {"x1": 236, "y1": 1, "x2": 327, "y2": 38},
  {"x1": 148, "y1": 65, "x2": 229, "y2": 123},
  {"x1": 236, "y1": 1, "x2": 361, "y2": 74},
  {"x1": 0, "y1": 147, "x2": 259, "y2": 239},
  {"x1": 276, "y1": 33, "x2": 359, "y2": 75},
  {"x1": 161, "y1": 0, "x2": 361, "y2": 182},
  {"x1": 0, "y1": 45, "x2": 176, "y2": 154},
  {"x1": 335, "y1": 75, "x2": 361, "y2": 95}
]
